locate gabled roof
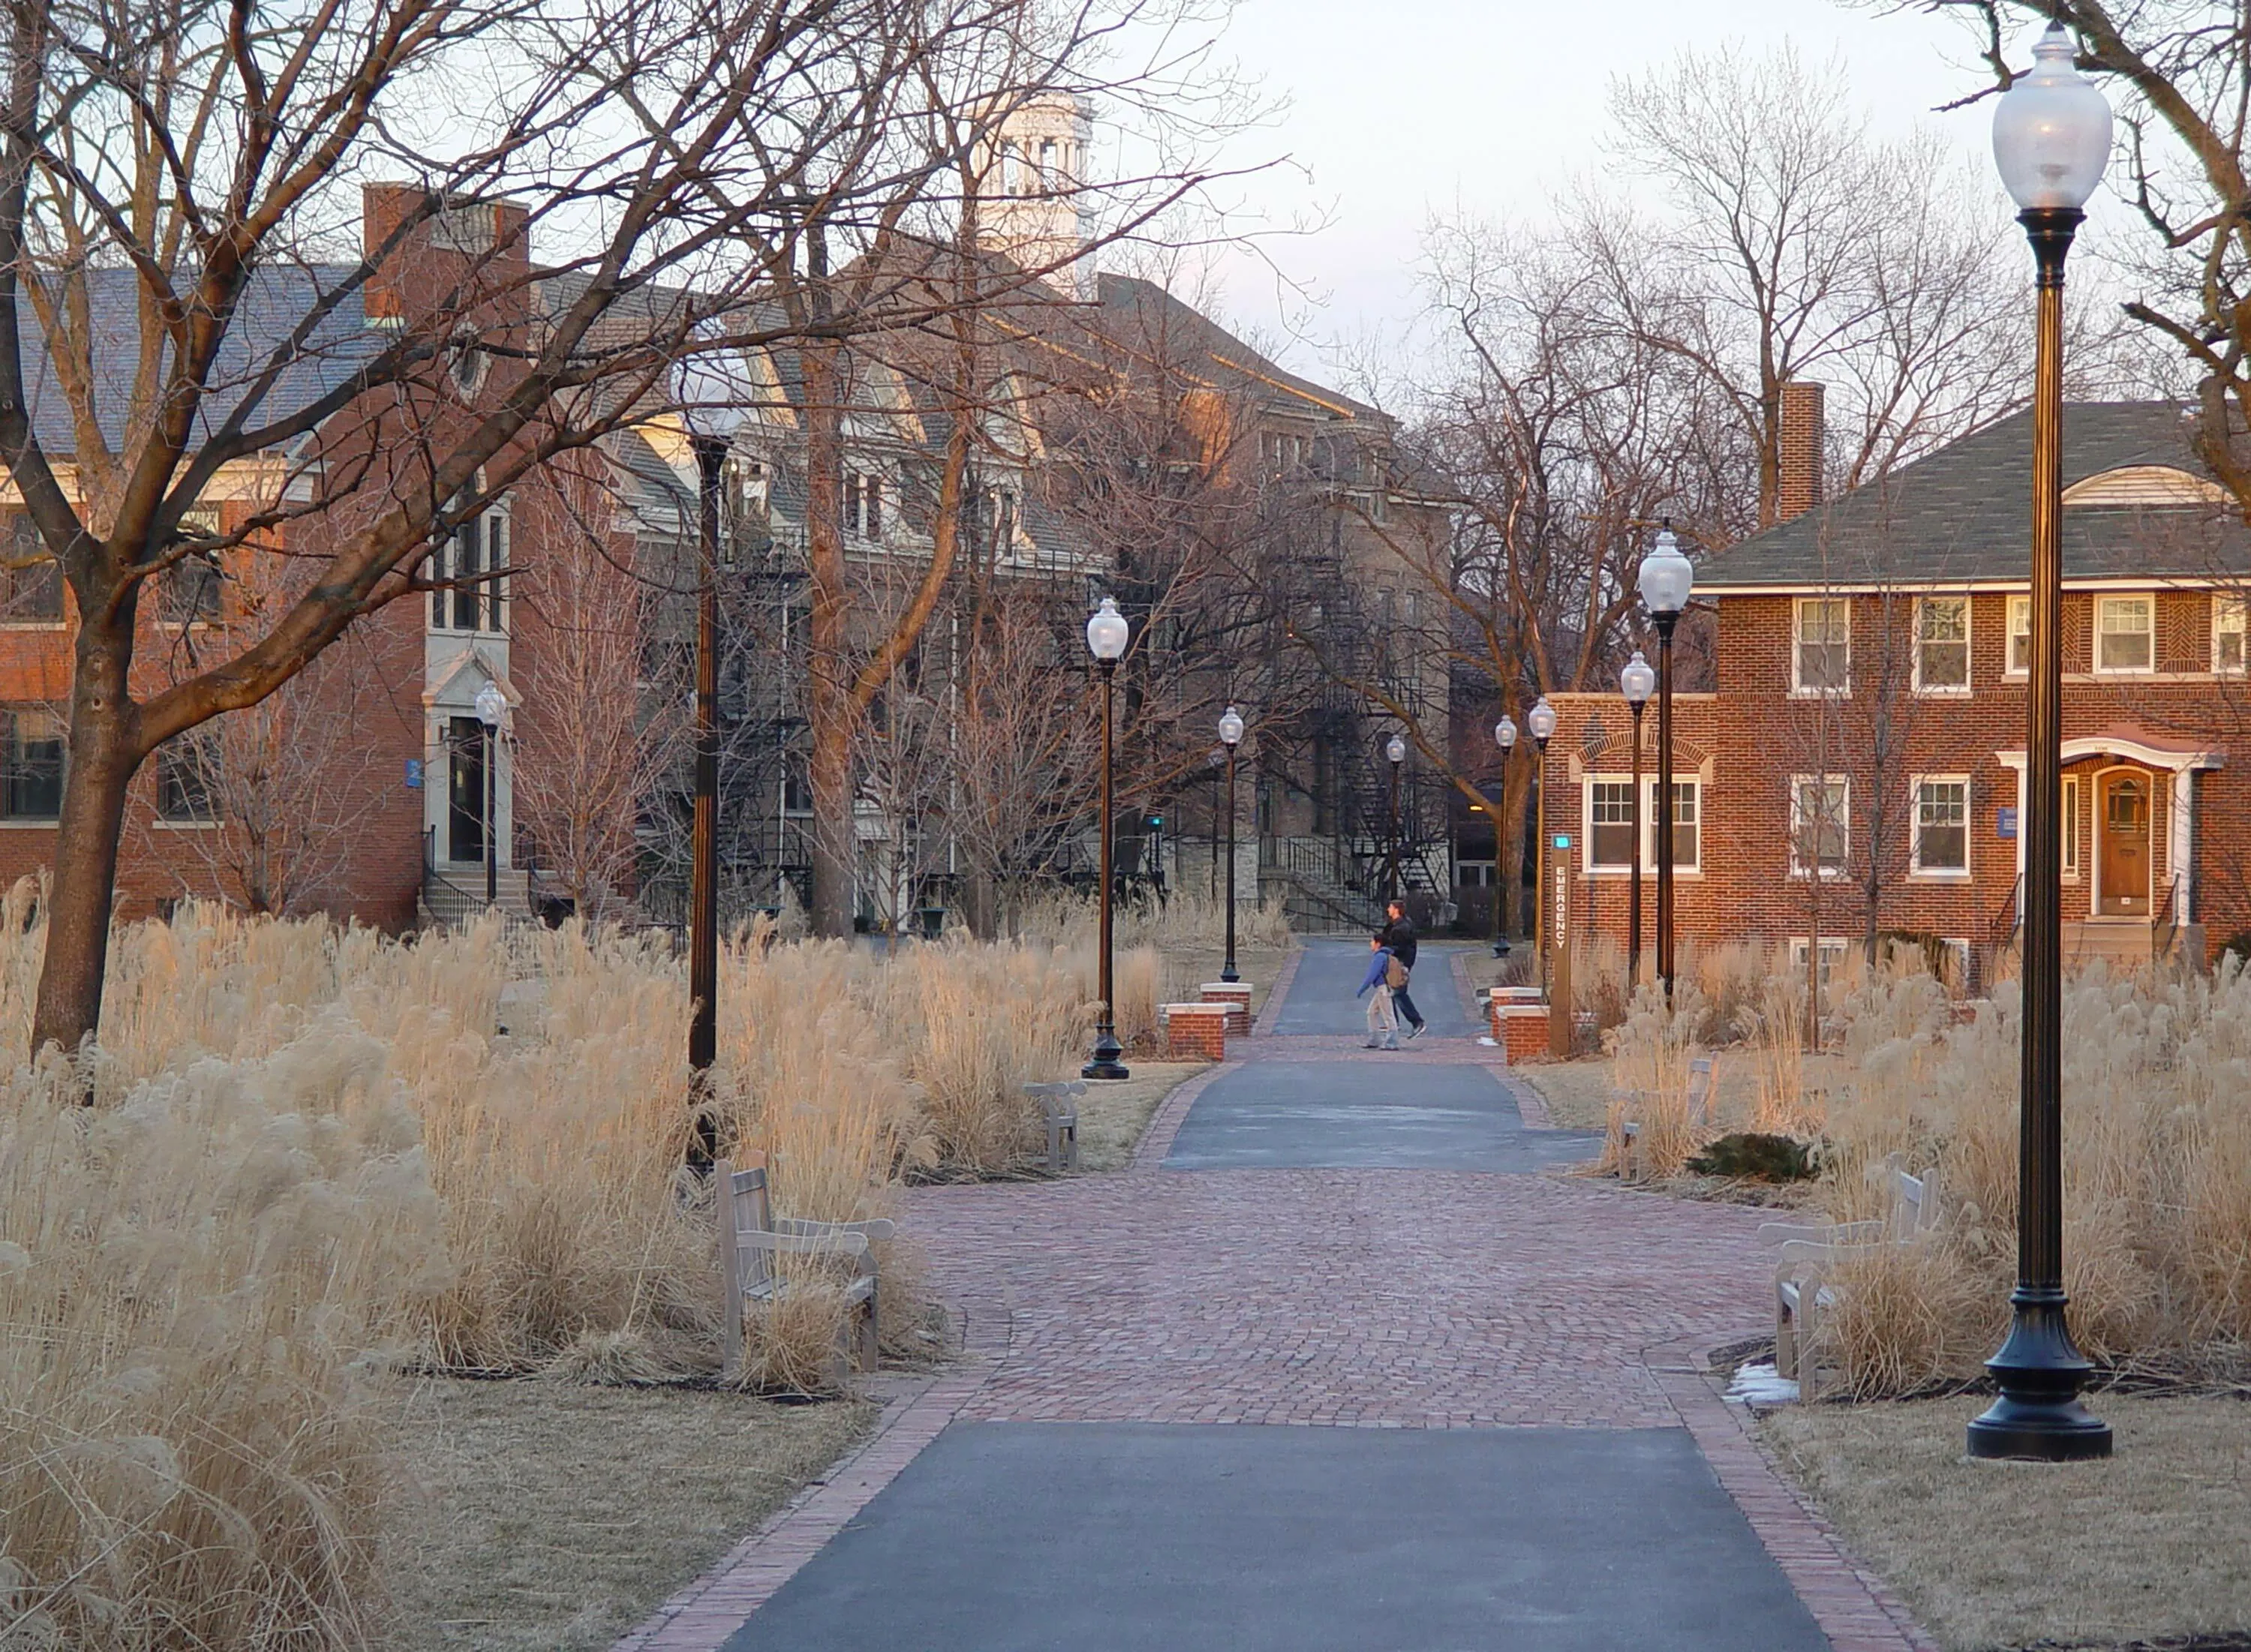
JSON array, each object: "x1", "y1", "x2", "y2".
[
  {"x1": 1702, "y1": 401, "x2": 2251, "y2": 593},
  {"x1": 14, "y1": 264, "x2": 384, "y2": 456}
]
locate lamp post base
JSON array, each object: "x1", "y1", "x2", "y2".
[
  {"x1": 1083, "y1": 1027, "x2": 1130, "y2": 1082},
  {"x1": 1219, "y1": 967, "x2": 1240, "y2": 984},
  {"x1": 1967, "y1": 1293, "x2": 2112, "y2": 1461}
]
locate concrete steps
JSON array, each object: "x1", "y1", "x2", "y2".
[{"x1": 421, "y1": 867, "x2": 533, "y2": 930}]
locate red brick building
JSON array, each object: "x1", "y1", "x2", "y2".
[
  {"x1": 1534, "y1": 401, "x2": 2251, "y2": 984},
  {"x1": 0, "y1": 185, "x2": 693, "y2": 927}
]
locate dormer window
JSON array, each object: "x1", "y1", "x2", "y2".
[{"x1": 844, "y1": 472, "x2": 882, "y2": 539}]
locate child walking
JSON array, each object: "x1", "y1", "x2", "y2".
[{"x1": 1357, "y1": 935, "x2": 1401, "y2": 1050}]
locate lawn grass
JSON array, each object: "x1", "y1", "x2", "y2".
[
  {"x1": 382, "y1": 1378, "x2": 875, "y2": 1651},
  {"x1": 1074, "y1": 1060, "x2": 1208, "y2": 1170},
  {"x1": 1152, "y1": 941, "x2": 1297, "y2": 1023},
  {"x1": 1758, "y1": 1394, "x2": 2251, "y2": 1650},
  {"x1": 1513, "y1": 1056, "x2": 1615, "y2": 1131}
]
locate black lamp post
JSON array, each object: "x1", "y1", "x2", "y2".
[
  {"x1": 675, "y1": 348, "x2": 749, "y2": 1168},
  {"x1": 1084, "y1": 596, "x2": 1131, "y2": 1080},
  {"x1": 1385, "y1": 733, "x2": 1407, "y2": 903},
  {"x1": 473, "y1": 680, "x2": 506, "y2": 909},
  {"x1": 1620, "y1": 650, "x2": 1655, "y2": 987},
  {"x1": 1207, "y1": 746, "x2": 1225, "y2": 902},
  {"x1": 1637, "y1": 530, "x2": 1692, "y2": 1002},
  {"x1": 1219, "y1": 705, "x2": 1245, "y2": 983},
  {"x1": 1968, "y1": 21, "x2": 2114, "y2": 1464},
  {"x1": 1492, "y1": 714, "x2": 1516, "y2": 956},
  {"x1": 1525, "y1": 698, "x2": 1555, "y2": 993}
]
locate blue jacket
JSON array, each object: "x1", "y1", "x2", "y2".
[{"x1": 1357, "y1": 947, "x2": 1394, "y2": 998}]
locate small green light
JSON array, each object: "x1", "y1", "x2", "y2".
[{"x1": 1552, "y1": 834, "x2": 1570, "y2": 849}]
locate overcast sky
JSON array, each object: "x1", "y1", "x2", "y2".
[{"x1": 1183, "y1": 0, "x2": 2014, "y2": 380}]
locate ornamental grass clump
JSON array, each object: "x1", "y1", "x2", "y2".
[
  {"x1": 0, "y1": 1041, "x2": 447, "y2": 1650},
  {"x1": 1808, "y1": 959, "x2": 2251, "y2": 1395},
  {"x1": 1603, "y1": 981, "x2": 1712, "y2": 1179}
]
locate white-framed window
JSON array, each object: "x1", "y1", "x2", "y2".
[
  {"x1": 1940, "y1": 938, "x2": 1971, "y2": 990},
  {"x1": 2096, "y1": 594, "x2": 2154, "y2": 673},
  {"x1": 1, "y1": 513, "x2": 64, "y2": 626},
  {"x1": 1913, "y1": 595, "x2": 1970, "y2": 693},
  {"x1": 1793, "y1": 597, "x2": 1850, "y2": 693},
  {"x1": 2007, "y1": 593, "x2": 2032, "y2": 675},
  {"x1": 1789, "y1": 936, "x2": 1850, "y2": 989},
  {"x1": 2215, "y1": 594, "x2": 2246, "y2": 675},
  {"x1": 1587, "y1": 779, "x2": 1636, "y2": 870},
  {"x1": 1, "y1": 707, "x2": 62, "y2": 821},
  {"x1": 844, "y1": 471, "x2": 882, "y2": 539},
  {"x1": 155, "y1": 731, "x2": 219, "y2": 825},
  {"x1": 1911, "y1": 776, "x2": 1970, "y2": 876},
  {"x1": 430, "y1": 493, "x2": 509, "y2": 634},
  {"x1": 1581, "y1": 776, "x2": 1700, "y2": 871},
  {"x1": 1790, "y1": 774, "x2": 1849, "y2": 876},
  {"x1": 1658, "y1": 778, "x2": 1700, "y2": 871}
]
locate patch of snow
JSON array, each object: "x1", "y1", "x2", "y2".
[
  {"x1": 1727, "y1": 1362, "x2": 1800, "y2": 1407},
  {"x1": 1477, "y1": 1035, "x2": 1498, "y2": 1047}
]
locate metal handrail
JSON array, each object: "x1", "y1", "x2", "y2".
[{"x1": 2155, "y1": 873, "x2": 2184, "y2": 962}]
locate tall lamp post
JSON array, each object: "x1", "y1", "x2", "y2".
[
  {"x1": 1207, "y1": 746, "x2": 1225, "y2": 902},
  {"x1": 473, "y1": 680, "x2": 506, "y2": 909},
  {"x1": 1084, "y1": 596, "x2": 1131, "y2": 1080},
  {"x1": 1492, "y1": 714, "x2": 1516, "y2": 957},
  {"x1": 1637, "y1": 530, "x2": 1693, "y2": 1002},
  {"x1": 675, "y1": 351, "x2": 749, "y2": 1167},
  {"x1": 1525, "y1": 697, "x2": 1556, "y2": 992},
  {"x1": 1385, "y1": 733, "x2": 1408, "y2": 903},
  {"x1": 1620, "y1": 651, "x2": 1655, "y2": 987},
  {"x1": 1969, "y1": 22, "x2": 2114, "y2": 1464},
  {"x1": 1219, "y1": 706, "x2": 1245, "y2": 983}
]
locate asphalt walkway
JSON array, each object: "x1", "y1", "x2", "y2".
[{"x1": 626, "y1": 940, "x2": 1931, "y2": 1652}]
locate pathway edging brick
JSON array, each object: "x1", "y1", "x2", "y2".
[
  {"x1": 1251, "y1": 945, "x2": 1305, "y2": 1036},
  {"x1": 1646, "y1": 1340, "x2": 1942, "y2": 1652}
]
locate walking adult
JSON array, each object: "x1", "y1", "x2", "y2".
[{"x1": 1381, "y1": 900, "x2": 1426, "y2": 1039}]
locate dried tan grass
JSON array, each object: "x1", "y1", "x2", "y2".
[
  {"x1": 1602, "y1": 983, "x2": 1711, "y2": 1179},
  {"x1": 1808, "y1": 959, "x2": 2251, "y2": 1393}
]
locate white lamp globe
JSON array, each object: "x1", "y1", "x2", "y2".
[
  {"x1": 473, "y1": 680, "x2": 506, "y2": 728},
  {"x1": 1992, "y1": 25, "x2": 2112, "y2": 212},
  {"x1": 1621, "y1": 650, "x2": 1657, "y2": 707},
  {"x1": 1219, "y1": 705, "x2": 1246, "y2": 746},
  {"x1": 1638, "y1": 528, "x2": 1694, "y2": 619},
  {"x1": 1495, "y1": 714, "x2": 1517, "y2": 752},
  {"x1": 1086, "y1": 596, "x2": 1129, "y2": 662},
  {"x1": 1525, "y1": 696, "x2": 1557, "y2": 745},
  {"x1": 1386, "y1": 734, "x2": 1408, "y2": 765},
  {"x1": 672, "y1": 346, "x2": 754, "y2": 440}
]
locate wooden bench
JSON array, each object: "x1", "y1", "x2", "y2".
[
  {"x1": 716, "y1": 1160, "x2": 896, "y2": 1381},
  {"x1": 1023, "y1": 1079, "x2": 1085, "y2": 1171},
  {"x1": 1760, "y1": 1160, "x2": 1940, "y2": 1398},
  {"x1": 1618, "y1": 1056, "x2": 1714, "y2": 1181}
]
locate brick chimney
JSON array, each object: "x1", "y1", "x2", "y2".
[
  {"x1": 362, "y1": 182, "x2": 530, "y2": 329},
  {"x1": 1777, "y1": 380, "x2": 1826, "y2": 523}
]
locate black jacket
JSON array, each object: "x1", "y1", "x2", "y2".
[{"x1": 1381, "y1": 916, "x2": 1418, "y2": 970}]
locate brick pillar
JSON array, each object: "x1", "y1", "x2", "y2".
[
  {"x1": 1778, "y1": 380, "x2": 1826, "y2": 523},
  {"x1": 1200, "y1": 983, "x2": 1252, "y2": 1036},
  {"x1": 1164, "y1": 1005, "x2": 1228, "y2": 1061}
]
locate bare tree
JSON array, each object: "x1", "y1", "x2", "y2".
[{"x1": 0, "y1": 0, "x2": 1238, "y2": 1050}]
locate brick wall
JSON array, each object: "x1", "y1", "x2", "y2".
[
  {"x1": 1164, "y1": 1003, "x2": 1228, "y2": 1061},
  {"x1": 1539, "y1": 587, "x2": 2251, "y2": 968}
]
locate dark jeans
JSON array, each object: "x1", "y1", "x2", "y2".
[{"x1": 1393, "y1": 984, "x2": 1423, "y2": 1029}]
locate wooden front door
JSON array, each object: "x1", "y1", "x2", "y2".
[
  {"x1": 448, "y1": 715, "x2": 488, "y2": 864},
  {"x1": 2097, "y1": 770, "x2": 2150, "y2": 916}
]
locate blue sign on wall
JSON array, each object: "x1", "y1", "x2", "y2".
[
  {"x1": 1997, "y1": 806, "x2": 2016, "y2": 839},
  {"x1": 405, "y1": 758, "x2": 423, "y2": 790},
  {"x1": 1552, "y1": 834, "x2": 1571, "y2": 850}
]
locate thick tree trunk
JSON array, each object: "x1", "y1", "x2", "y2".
[
  {"x1": 801, "y1": 335, "x2": 854, "y2": 939},
  {"x1": 32, "y1": 622, "x2": 140, "y2": 1057}
]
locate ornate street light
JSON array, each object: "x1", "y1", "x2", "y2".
[
  {"x1": 1385, "y1": 732, "x2": 1408, "y2": 903},
  {"x1": 473, "y1": 680, "x2": 506, "y2": 911},
  {"x1": 1970, "y1": 21, "x2": 2114, "y2": 1464},
  {"x1": 1219, "y1": 706, "x2": 1246, "y2": 983},
  {"x1": 673, "y1": 349, "x2": 752, "y2": 1167},
  {"x1": 1620, "y1": 650, "x2": 1657, "y2": 988},
  {"x1": 1525, "y1": 697, "x2": 1557, "y2": 996},
  {"x1": 1492, "y1": 714, "x2": 1517, "y2": 957},
  {"x1": 1637, "y1": 528, "x2": 1693, "y2": 1001},
  {"x1": 1083, "y1": 596, "x2": 1132, "y2": 1080}
]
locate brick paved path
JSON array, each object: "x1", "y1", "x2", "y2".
[{"x1": 618, "y1": 942, "x2": 1937, "y2": 1652}]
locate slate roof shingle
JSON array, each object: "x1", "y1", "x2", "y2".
[{"x1": 1703, "y1": 401, "x2": 2251, "y2": 590}]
